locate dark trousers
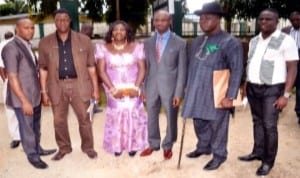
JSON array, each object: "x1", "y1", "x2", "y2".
[
  {"x1": 193, "y1": 111, "x2": 230, "y2": 161},
  {"x1": 51, "y1": 79, "x2": 94, "y2": 154},
  {"x1": 295, "y1": 86, "x2": 300, "y2": 118},
  {"x1": 247, "y1": 82, "x2": 284, "y2": 166},
  {"x1": 14, "y1": 104, "x2": 42, "y2": 162},
  {"x1": 295, "y1": 50, "x2": 300, "y2": 117}
]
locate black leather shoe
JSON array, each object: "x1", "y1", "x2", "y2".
[
  {"x1": 203, "y1": 159, "x2": 225, "y2": 171},
  {"x1": 256, "y1": 163, "x2": 272, "y2": 176},
  {"x1": 238, "y1": 153, "x2": 262, "y2": 162},
  {"x1": 40, "y1": 149, "x2": 57, "y2": 156},
  {"x1": 114, "y1": 152, "x2": 122, "y2": 157},
  {"x1": 128, "y1": 151, "x2": 136, "y2": 157},
  {"x1": 29, "y1": 159, "x2": 48, "y2": 169},
  {"x1": 10, "y1": 140, "x2": 20, "y2": 149},
  {"x1": 186, "y1": 150, "x2": 210, "y2": 158}
]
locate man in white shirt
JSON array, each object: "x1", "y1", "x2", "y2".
[
  {"x1": 0, "y1": 31, "x2": 21, "y2": 149},
  {"x1": 282, "y1": 11, "x2": 300, "y2": 124},
  {"x1": 238, "y1": 9, "x2": 299, "y2": 176}
]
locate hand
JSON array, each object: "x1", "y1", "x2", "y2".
[
  {"x1": 273, "y1": 96, "x2": 288, "y2": 110},
  {"x1": 172, "y1": 97, "x2": 182, "y2": 107},
  {"x1": 41, "y1": 93, "x2": 51, "y2": 106},
  {"x1": 112, "y1": 89, "x2": 123, "y2": 99},
  {"x1": 127, "y1": 89, "x2": 139, "y2": 98},
  {"x1": 221, "y1": 98, "x2": 233, "y2": 109},
  {"x1": 22, "y1": 100, "x2": 33, "y2": 116},
  {"x1": 140, "y1": 92, "x2": 146, "y2": 102},
  {"x1": 92, "y1": 89, "x2": 100, "y2": 101}
]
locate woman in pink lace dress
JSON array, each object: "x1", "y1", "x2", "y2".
[{"x1": 95, "y1": 20, "x2": 147, "y2": 157}]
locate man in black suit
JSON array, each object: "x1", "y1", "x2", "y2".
[{"x1": 2, "y1": 18, "x2": 56, "y2": 169}]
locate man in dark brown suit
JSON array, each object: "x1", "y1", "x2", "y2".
[
  {"x1": 2, "y1": 18, "x2": 56, "y2": 169},
  {"x1": 38, "y1": 9, "x2": 99, "y2": 161}
]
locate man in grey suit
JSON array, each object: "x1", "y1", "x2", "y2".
[
  {"x1": 181, "y1": 2, "x2": 243, "y2": 170},
  {"x1": 140, "y1": 10, "x2": 187, "y2": 159},
  {"x1": 1, "y1": 18, "x2": 56, "y2": 169}
]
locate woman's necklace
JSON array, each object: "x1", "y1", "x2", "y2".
[{"x1": 113, "y1": 41, "x2": 127, "y2": 50}]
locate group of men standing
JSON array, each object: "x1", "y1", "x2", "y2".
[
  {"x1": 1, "y1": 2, "x2": 299, "y2": 177},
  {"x1": 1, "y1": 9, "x2": 99, "y2": 169}
]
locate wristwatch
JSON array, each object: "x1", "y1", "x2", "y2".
[{"x1": 283, "y1": 92, "x2": 291, "y2": 99}]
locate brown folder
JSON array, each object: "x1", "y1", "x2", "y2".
[{"x1": 213, "y1": 69, "x2": 242, "y2": 108}]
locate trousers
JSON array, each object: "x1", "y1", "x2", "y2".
[
  {"x1": 51, "y1": 78, "x2": 95, "y2": 154},
  {"x1": 247, "y1": 82, "x2": 284, "y2": 165}
]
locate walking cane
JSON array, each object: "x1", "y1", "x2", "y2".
[{"x1": 177, "y1": 118, "x2": 187, "y2": 169}]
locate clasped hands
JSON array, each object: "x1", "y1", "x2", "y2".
[{"x1": 110, "y1": 87, "x2": 140, "y2": 99}]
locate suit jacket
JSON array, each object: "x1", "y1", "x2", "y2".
[
  {"x1": 1, "y1": 37, "x2": 40, "y2": 108},
  {"x1": 38, "y1": 31, "x2": 95, "y2": 105},
  {"x1": 143, "y1": 32, "x2": 187, "y2": 100},
  {"x1": 182, "y1": 31, "x2": 243, "y2": 120}
]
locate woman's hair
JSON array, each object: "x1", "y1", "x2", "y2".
[{"x1": 104, "y1": 20, "x2": 135, "y2": 43}]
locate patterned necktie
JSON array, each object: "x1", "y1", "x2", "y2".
[{"x1": 156, "y1": 35, "x2": 163, "y2": 63}]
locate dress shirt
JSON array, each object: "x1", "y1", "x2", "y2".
[
  {"x1": 57, "y1": 32, "x2": 77, "y2": 79},
  {"x1": 156, "y1": 30, "x2": 171, "y2": 58}
]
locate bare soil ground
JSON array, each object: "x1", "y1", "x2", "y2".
[{"x1": 0, "y1": 96, "x2": 300, "y2": 178}]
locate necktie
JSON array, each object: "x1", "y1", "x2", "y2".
[{"x1": 156, "y1": 35, "x2": 163, "y2": 63}]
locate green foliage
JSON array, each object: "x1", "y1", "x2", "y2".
[
  {"x1": 80, "y1": 0, "x2": 105, "y2": 23},
  {"x1": 0, "y1": 0, "x2": 28, "y2": 16},
  {"x1": 105, "y1": 0, "x2": 149, "y2": 33},
  {"x1": 229, "y1": 0, "x2": 300, "y2": 20}
]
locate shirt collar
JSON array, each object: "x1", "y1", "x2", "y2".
[
  {"x1": 15, "y1": 35, "x2": 32, "y2": 48},
  {"x1": 258, "y1": 29, "x2": 281, "y2": 40},
  {"x1": 56, "y1": 30, "x2": 71, "y2": 43},
  {"x1": 156, "y1": 29, "x2": 171, "y2": 40}
]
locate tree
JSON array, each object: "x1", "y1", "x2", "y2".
[
  {"x1": 105, "y1": 0, "x2": 149, "y2": 33},
  {"x1": 0, "y1": 0, "x2": 29, "y2": 16},
  {"x1": 219, "y1": 0, "x2": 238, "y2": 33},
  {"x1": 80, "y1": 0, "x2": 105, "y2": 23},
  {"x1": 233, "y1": 0, "x2": 300, "y2": 19},
  {"x1": 27, "y1": 0, "x2": 58, "y2": 19}
]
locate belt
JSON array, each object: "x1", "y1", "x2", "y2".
[
  {"x1": 247, "y1": 82, "x2": 284, "y2": 88},
  {"x1": 59, "y1": 76, "x2": 77, "y2": 80}
]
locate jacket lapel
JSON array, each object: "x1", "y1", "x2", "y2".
[
  {"x1": 14, "y1": 38, "x2": 37, "y2": 69},
  {"x1": 148, "y1": 35, "x2": 157, "y2": 65}
]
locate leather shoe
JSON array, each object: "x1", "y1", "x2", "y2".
[
  {"x1": 140, "y1": 147, "x2": 159, "y2": 157},
  {"x1": 163, "y1": 149, "x2": 172, "y2": 159},
  {"x1": 29, "y1": 159, "x2": 48, "y2": 169},
  {"x1": 256, "y1": 163, "x2": 272, "y2": 176},
  {"x1": 86, "y1": 150, "x2": 97, "y2": 159},
  {"x1": 186, "y1": 150, "x2": 210, "y2": 158},
  {"x1": 114, "y1": 152, "x2": 122, "y2": 157},
  {"x1": 128, "y1": 151, "x2": 136, "y2": 157},
  {"x1": 40, "y1": 149, "x2": 57, "y2": 156},
  {"x1": 203, "y1": 158, "x2": 225, "y2": 171},
  {"x1": 51, "y1": 151, "x2": 70, "y2": 161},
  {"x1": 238, "y1": 153, "x2": 262, "y2": 162},
  {"x1": 10, "y1": 140, "x2": 20, "y2": 149}
]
